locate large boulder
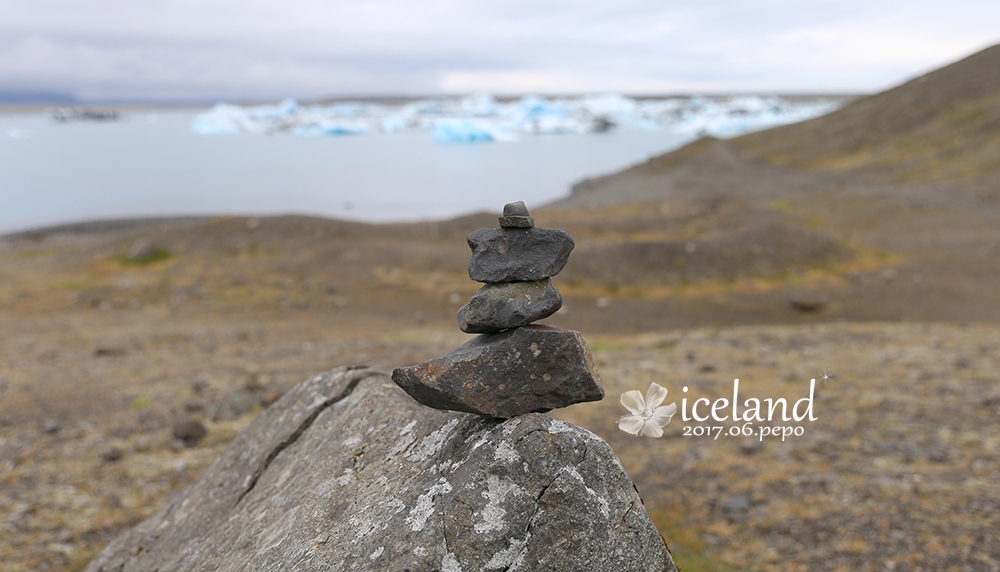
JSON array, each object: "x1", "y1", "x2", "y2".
[{"x1": 85, "y1": 366, "x2": 676, "y2": 572}]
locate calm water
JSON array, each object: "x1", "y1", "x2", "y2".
[{"x1": 0, "y1": 110, "x2": 694, "y2": 234}]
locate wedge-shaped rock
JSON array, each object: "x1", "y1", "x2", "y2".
[
  {"x1": 84, "y1": 366, "x2": 677, "y2": 572},
  {"x1": 392, "y1": 325, "x2": 603, "y2": 418},
  {"x1": 467, "y1": 227, "x2": 575, "y2": 282},
  {"x1": 458, "y1": 278, "x2": 562, "y2": 333}
]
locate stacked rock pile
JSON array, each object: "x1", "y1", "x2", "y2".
[{"x1": 392, "y1": 201, "x2": 604, "y2": 418}]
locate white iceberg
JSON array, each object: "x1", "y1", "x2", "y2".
[
  {"x1": 579, "y1": 93, "x2": 638, "y2": 118},
  {"x1": 291, "y1": 119, "x2": 370, "y2": 136},
  {"x1": 249, "y1": 98, "x2": 298, "y2": 120},
  {"x1": 190, "y1": 93, "x2": 845, "y2": 143},
  {"x1": 458, "y1": 94, "x2": 499, "y2": 116},
  {"x1": 191, "y1": 103, "x2": 253, "y2": 134},
  {"x1": 432, "y1": 118, "x2": 514, "y2": 144},
  {"x1": 520, "y1": 116, "x2": 588, "y2": 135},
  {"x1": 379, "y1": 115, "x2": 408, "y2": 133}
]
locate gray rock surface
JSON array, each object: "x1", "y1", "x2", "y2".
[
  {"x1": 499, "y1": 215, "x2": 534, "y2": 228},
  {"x1": 503, "y1": 201, "x2": 530, "y2": 216},
  {"x1": 468, "y1": 227, "x2": 575, "y2": 283},
  {"x1": 126, "y1": 238, "x2": 156, "y2": 262},
  {"x1": 392, "y1": 325, "x2": 604, "y2": 418},
  {"x1": 458, "y1": 278, "x2": 563, "y2": 333},
  {"x1": 85, "y1": 366, "x2": 676, "y2": 572}
]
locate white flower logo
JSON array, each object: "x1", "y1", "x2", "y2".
[{"x1": 617, "y1": 383, "x2": 677, "y2": 438}]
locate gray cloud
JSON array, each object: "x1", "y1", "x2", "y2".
[{"x1": 1, "y1": 0, "x2": 998, "y2": 100}]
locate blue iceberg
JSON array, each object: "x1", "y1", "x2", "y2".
[
  {"x1": 190, "y1": 93, "x2": 845, "y2": 142},
  {"x1": 291, "y1": 120, "x2": 370, "y2": 136},
  {"x1": 432, "y1": 119, "x2": 502, "y2": 144}
]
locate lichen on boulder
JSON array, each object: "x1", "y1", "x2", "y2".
[{"x1": 84, "y1": 366, "x2": 676, "y2": 572}]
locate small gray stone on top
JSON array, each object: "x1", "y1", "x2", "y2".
[
  {"x1": 503, "y1": 201, "x2": 530, "y2": 216},
  {"x1": 499, "y1": 201, "x2": 534, "y2": 228},
  {"x1": 467, "y1": 227, "x2": 575, "y2": 282},
  {"x1": 457, "y1": 278, "x2": 562, "y2": 333}
]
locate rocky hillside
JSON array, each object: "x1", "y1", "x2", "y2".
[
  {"x1": 731, "y1": 43, "x2": 1000, "y2": 189},
  {"x1": 559, "y1": 43, "x2": 1000, "y2": 206}
]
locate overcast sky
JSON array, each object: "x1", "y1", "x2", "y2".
[{"x1": 2, "y1": 0, "x2": 998, "y2": 101}]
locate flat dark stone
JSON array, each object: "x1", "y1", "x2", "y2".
[
  {"x1": 458, "y1": 279, "x2": 562, "y2": 333},
  {"x1": 392, "y1": 325, "x2": 603, "y2": 418},
  {"x1": 498, "y1": 215, "x2": 534, "y2": 228},
  {"x1": 467, "y1": 227, "x2": 575, "y2": 282}
]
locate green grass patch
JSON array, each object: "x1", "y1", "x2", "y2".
[
  {"x1": 587, "y1": 341, "x2": 628, "y2": 352},
  {"x1": 128, "y1": 396, "x2": 153, "y2": 410},
  {"x1": 117, "y1": 248, "x2": 172, "y2": 266},
  {"x1": 765, "y1": 199, "x2": 792, "y2": 212},
  {"x1": 10, "y1": 248, "x2": 59, "y2": 259},
  {"x1": 650, "y1": 512, "x2": 745, "y2": 572}
]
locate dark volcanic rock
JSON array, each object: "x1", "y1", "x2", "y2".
[
  {"x1": 468, "y1": 227, "x2": 575, "y2": 283},
  {"x1": 392, "y1": 325, "x2": 603, "y2": 418},
  {"x1": 172, "y1": 419, "x2": 207, "y2": 446},
  {"x1": 503, "y1": 201, "x2": 530, "y2": 216},
  {"x1": 41, "y1": 419, "x2": 62, "y2": 434},
  {"x1": 499, "y1": 215, "x2": 534, "y2": 228},
  {"x1": 457, "y1": 278, "x2": 562, "y2": 333},
  {"x1": 85, "y1": 366, "x2": 676, "y2": 572},
  {"x1": 790, "y1": 294, "x2": 828, "y2": 312},
  {"x1": 499, "y1": 201, "x2": 534, "y2": 228}
]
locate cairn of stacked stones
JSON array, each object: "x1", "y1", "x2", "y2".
[{"x1": 392, "y1": 201, "x2": 604, "y2": 418}]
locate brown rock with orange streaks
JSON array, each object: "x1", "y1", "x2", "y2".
[{"x1": 391, "y1": 325, "x2": 603, "y2": 418}]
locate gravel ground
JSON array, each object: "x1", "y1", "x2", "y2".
[
  {"x1": 1, "y1": 308, "x2": 997, "y2": 571},
  {"x1": 554, "y1": 322, "x2": 1000, "y2": 572}
]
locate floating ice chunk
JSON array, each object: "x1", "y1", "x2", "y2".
[
  {"x1": 638, "y1": 98, "x2": 687, "y2": 116},
  {"x1": 248, "y1": 98, "x2": 298, "y2": 120},
  {"x1": 189, "y1": 93, "x2": 843, "y2": 141},
  {"x1": 686, "y1": 95, "x2": 709, "y2": 111},
  {"x1": 404, "y1": 99, "x2": 446, "y2": 117},
  {"x1": 327, "y1": 102, "x2": 367, "y2": 117},
  {"x1": 292, "y1": 120, "x2": 370, "y2": 136},
  {"x1": 459, "y1": 94, "x2": 499, "y2": 116},
  {"x1": 520, "y1": 116, "x2": 588, "y2": 135},
  {"x1": 516, "y1": 96, "x2": 569, "y2": 120},
  {"x1": 432, "y1": 119, "x2": 500, "y2": 144},
  {"x1": 380, "y1": 115, "x2": 407, "y2": 133},
  {"x1": 191, "y1": 103, "x2": 251, "y2": 134},
  {"x1": 579, "y1": 93, "x2": 637, "y2": 117}
]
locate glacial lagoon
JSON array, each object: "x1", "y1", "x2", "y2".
[{"x1": 0, "y1": 95, "x2": 840, "y2": 234}]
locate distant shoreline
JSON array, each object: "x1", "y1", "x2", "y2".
[
  {"x1": 0, "y1": 211, "x2": 487, "y2": 242},
  {"x1": 0, "y1": 216, "x2": 203, "y2": 240},
  {"x1": 0, "y1": 92, "x2": 863, "y2": 115}
]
